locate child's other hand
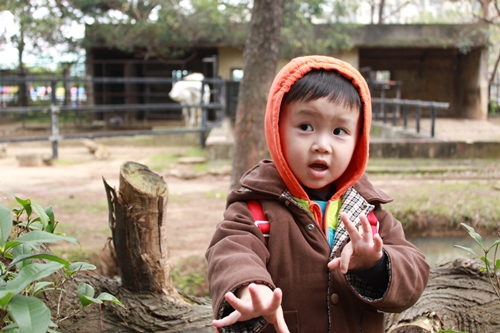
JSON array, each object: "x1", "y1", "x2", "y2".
[
  {"x1": 212, "y1": 283, "x2": 290, "y2": 333},
  {"x1": 327, "y1": 212, "x2": 383, "y2": 274}
]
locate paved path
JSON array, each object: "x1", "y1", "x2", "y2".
[{"x1": 401, "y1": 117, "x2": 500, "y2": 142}]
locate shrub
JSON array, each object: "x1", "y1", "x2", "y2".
[{"x1": 0, "y1": 195, "x2": 122, "y2": 333}]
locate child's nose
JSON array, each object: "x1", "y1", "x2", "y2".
[{"x1": 312, "y1": 135, "x2": 332, "y2": 153}]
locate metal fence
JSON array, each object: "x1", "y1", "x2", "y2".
[
  {"x1": 0, "y1": 75, "x2": 227, "y2": 158},
  {"x1": 490, "y1": 80, "x2": 500, "y2": 115},
  {"x1": 1, "y1": 75, "x2": 450, "y2": 159},
  {"x1": 372, "y1": 98, "x2": 450, "y2": 138}
]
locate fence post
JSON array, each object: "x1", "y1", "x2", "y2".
[
  {"x1": 392, "y1": 104, "x2": 397, "y2": 126},
  {"x1": 200, "y1": 79, "x2": 207, "y2": 149},
  {"x1": 430, "y1": 105, "x2": 436, "y2": 137},
  {"x1": 50, "y1": 80, "x2": 60, "y2": 159},
  {"x1": 416, "y1": 105, "x2": 421, "y2": 134},
  {"x1": 403, "y1": 104, "x2": 408, "y2": 129}
]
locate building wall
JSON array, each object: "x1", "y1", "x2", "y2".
[
  {"x1": 217, "y1": 47, "x2": 358, "y2": 80},
  {"x1": 455, "y1": 48, "x2": 489, "y2": 120}
]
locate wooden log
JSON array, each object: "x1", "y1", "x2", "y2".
[
  {"x1": 385, "y1": 258, "x2": 500, "y2": 333},
  {"x1": 54, "y1": 272, "x2": 214, "y2": 333},
  {"x1": 103, "y1": 161, "x2": 179, "y2": 300}
]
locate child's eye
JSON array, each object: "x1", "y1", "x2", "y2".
[
  {"x1": 299, "y1": 123, "x2": 313, "y2": 131},
  {"x1": 333, "y1": 128, "x2": 347, "y2": 136}
]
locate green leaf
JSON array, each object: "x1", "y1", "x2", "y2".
[
  {"x1": 7, "y1": 262, "x2": 64, "y2": 295},
  {"x1": 8, "y1": 253, "x2": 70, "y2": 270},
  {"x1": 487, "y1": 239, "x2": 500, "y2": 252},
  {"x1": 78, "y1": 283, "x2": 98, "y2": 307},
  {"x1": 33, "y1": 281, "x2": 54, "y2": 294},
  {"x1": 12, "y1": 244, "x2": 35, "y2": 269},
  {"x1": 31, "y1": 203, "x2": 49, "y2": 230},
  {"x1": 460, "y1": 223, "x2": 484, "y2": 248},
  {"x1": 1, "y1": 322, "x2": 19, "y2": 331},
  {"x1": 480, "y1": 256, "x2": 491, "y2": 270},
  {"x1": 0, "y1": 203, "x2": 13, "y2": 246},
  {"x1": 68, "y1": 262, "x2": 96, "y2": 274},
  {"x1": 0, "y1": 289, "x2": 16, "y2": 308},
  {"x1": 15, "y1": 197, "x2": 32, "y2": 218},
  {"x1": 496, "y1": 259, "x2": 500, "y2": 271},
  {"x1": 7, "y1": 294, "x2": 50, "y2": 333},
  {"x1": 15, "y1": 230, "x2": 79, "y2": 245},
  {"x1": 454, "y1": 245, "x2": 479, "y2": 258},
  {"x1": 96, "y1": 292, "x2": 124, "y2": 307},
  {"x1": 44, "y1": 206, "x2": 56, "y2": 233}
]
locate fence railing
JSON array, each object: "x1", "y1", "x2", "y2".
[
  {"x1": 0, "y1": 76, "x2": 227, "y2": 158},
  {"x1": 372, "y1": 98, "x2": 450, "y2": 138}
]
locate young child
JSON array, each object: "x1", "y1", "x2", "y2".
[{"x1": 205, "y1": 55, "x2": 430, "y2": 333}]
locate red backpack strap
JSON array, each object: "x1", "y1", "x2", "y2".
[
  {"x1": 367, "y1": 211, "x2": 379, "y2": 236},
  {"x1": 247, "y1": 200, "x2": 269, "y2": 244}
]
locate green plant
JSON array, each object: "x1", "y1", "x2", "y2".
[
  {"x1": 455, "y1": 223, "x2": 500, "y2": 300},
  {"x1": 171, "y1": 256, "x2": 209, "y2": 299},
  {"x1": 0, "y1": 195, "x2": 123, "y2": 332}
]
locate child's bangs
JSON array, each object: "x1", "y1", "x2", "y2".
[{"x1": 282, "y1": 70, "x2": 361, "y2": 110}]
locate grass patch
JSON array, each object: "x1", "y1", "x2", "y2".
[
  {"x1": 386, "y1": 182, "x2": 500, "y2": 228},
  {"x1": 147, "y1": 148, "x2": 206, "y2": 172},
  {"x1": 55, "y1": 198, "x2": 109, "y2": 216},
  {"x1": 171, "y1": 256, "x2": 209, "y2": 298},
  {"x1": 204, "y1": 191, "x2": 228, "y2": 200},
  {"x1": 147, "y1": 152, "x2": 181, "y2": 171},
  {"x1": 52, "y1": 159, "x2": 76, "y2": 166}
]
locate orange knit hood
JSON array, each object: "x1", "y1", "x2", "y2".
[{"x1": 265, "y1": 55, "x2": 372, "y2": 201}]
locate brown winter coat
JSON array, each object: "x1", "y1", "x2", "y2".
[{"x1": 206, "y1": 161, "x2": 430, "y2": 333}]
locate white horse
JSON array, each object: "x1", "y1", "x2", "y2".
[{"x1": 168, "y1": 73, "x2": 211, "y2": 128}]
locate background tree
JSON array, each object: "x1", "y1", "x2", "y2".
[
  {"x1": 230, "y1": 0, "x2": 284, "y2": 189},
  {"x1": 229, "y1": 0, "x2": 355, "y2": 188},
  {"x1": 0, "y1": 0, "x2": 82, "y2": 105}
]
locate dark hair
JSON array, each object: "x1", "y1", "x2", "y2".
[{"x1": 281, "y1": 69, "x2": 361, "y2": 110}]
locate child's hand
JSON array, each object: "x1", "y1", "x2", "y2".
[
  {"x1": 327, "y1": 212, "x2": 383, "y2": 274},
  {"x1": 212, "y1": 283, "x2": 290, "y2": 333}
]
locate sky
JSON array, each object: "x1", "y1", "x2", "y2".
[{"x1": 0, "y1": 10, "x2": 85, "y2": 70}]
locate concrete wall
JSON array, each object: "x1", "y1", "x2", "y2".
[
  {"x1": 353, "y1": 24, "x2": 489, "y2": 120},
  {"x1": 217, "y1": 47, "x2": 358, "y2": 80},
  {"x1": 455, "y1": 48, "x2": 489, "y2": 120}
]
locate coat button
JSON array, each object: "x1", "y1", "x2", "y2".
[
  {"x1": 330, "y1": 293, "x2": 339, "y2": 304},
  {"x1": 307, "y1": 223, "x2": 315, "y2": 231}
]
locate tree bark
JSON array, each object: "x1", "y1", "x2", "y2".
[
  {"x1": 230, "y1": 0, "x2": 285, "y2": 189},
  {"x1": 54, "y1": 273, "x2": 214, "y2": 333},
  {"x1": 103, "y1": 161, "x2": 180, "y2": 300},
  {"x1": 385, "y1": 258, "x2": 500, "y2": 333}
]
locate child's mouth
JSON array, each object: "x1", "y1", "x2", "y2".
[{"x1": 309, "y1": 163, "x2": 328, "y2": 171}]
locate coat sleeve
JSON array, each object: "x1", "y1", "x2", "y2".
[
  {"x1": 367, "y1": 208, "x2": 430, "y2": 312},
  {"x1": 205, "y1": 200, "x2": 275, "y2": 332}
]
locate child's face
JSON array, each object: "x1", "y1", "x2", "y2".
[{"x1": 279, "y1": 97, "x2": 360, "y2": 192}]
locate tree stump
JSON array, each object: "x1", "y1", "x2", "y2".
[
  {"x1": 104, "y1": 161, "x2": 178, "y2": 298},
  {"x1": 385, "y1": 258, "x2": 500, "y2": 333},
  {"x1": 89, "y1": 161, "x2": 215, "y2": 332}
]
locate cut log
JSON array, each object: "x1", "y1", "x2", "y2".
[
  {"x1": 385, "y1": 258, "x2": 500, "y2": 333},
  {"x1": 103, "y1": 161, "x2": 179, "y2": 299}
]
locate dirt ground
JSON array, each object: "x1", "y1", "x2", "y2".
[{"x1": 0, "y1": 140, "x2": 231, "y2": 270}]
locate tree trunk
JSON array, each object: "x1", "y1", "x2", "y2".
[
  {"x1": 103, "y1": 161, "x2": 180, "y2": 299},
  {"x1": 230, "y1": 0, "x2": 285, "y2": 189},
  {"x1": 385, "y1": 258, "x2": 500, "y2": 333}
]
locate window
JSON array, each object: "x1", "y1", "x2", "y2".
[{"x1": 231, "y1": 69, "x2": 244, "y2": 82}]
